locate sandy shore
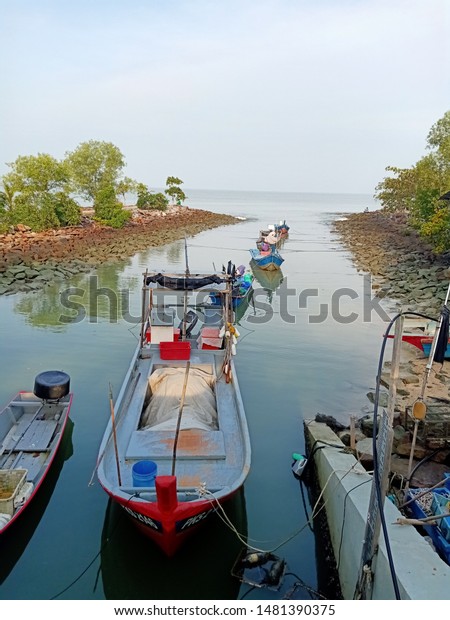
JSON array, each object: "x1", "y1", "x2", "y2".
[{"x1": 0, "y1": 206, "x2": 240, "y2": 295}]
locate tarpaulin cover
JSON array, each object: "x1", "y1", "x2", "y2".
[
  {"x1": 140, "y1": 367, "x2": 218, "y2": 431},
  {"x1": 146, "y1": 274, "x2": 224, "y2": 290}
]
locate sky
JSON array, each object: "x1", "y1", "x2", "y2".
[{"x1": 0, "y1": 0, "x2": 449, "y2": 194}]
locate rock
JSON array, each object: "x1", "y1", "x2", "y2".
[
  {"x1": 355, "y1": 438, "x2": 374, "y2": 468},
  {"x1": 366, "y1": 391, "x2": 389, "y2": 407},
  {"x1": 314, "y1": 413, "x2": 347, "y2": 433}
]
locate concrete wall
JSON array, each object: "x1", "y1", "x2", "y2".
[{"x1": 304, "y1": 420, "x2": 449, "y2": 600}]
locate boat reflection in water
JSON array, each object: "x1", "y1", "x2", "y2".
[
  {"x1": 99, "y1": 487, "x2": 248, "y2": 600},
  {"x1": 0, "y1": 418, "x2": 74, "y2": 586},
  {"x1": 250, "y1": 263, "x2": 284, "y2": 303}
]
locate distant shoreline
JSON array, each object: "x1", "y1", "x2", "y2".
[{"x1": 0, "y1": 205, "x2": 240, "y2": 296}]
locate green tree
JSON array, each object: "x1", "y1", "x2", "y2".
[
  {"x1": 65, "y1": 140, "x2": 125, "y2": 202},
  {"x1": 375, "y1": 111, "x2": 450, "y2": 252},
  {"x1": 3, "y1": 153, "x2": 69, "y2": 195},
  {"x1": 116, "y1": 176, "x2": 138, "y2": 205},
  {"x1": 94, "y1": 185, "x2": 131, "y2": 228},
  {"x1": 0, "y1": 153, "x2": 81, "y2": 231},
  {"x1": 136, "y1": 183, "x2": 168, "y2": 210},
  {"x1": 165, "y1": 176, "x2": 186, "y2": 205}
]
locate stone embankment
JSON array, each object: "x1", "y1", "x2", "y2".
[
  {"x1": 334, "y1": 210, "x2": 450, "y2": 317},
  {"x1": 333, "y1": 210, "x2": 450, "y2": 487},
  {"x1": 0, "y1": 206, "x2": 239, "y2": 295}
]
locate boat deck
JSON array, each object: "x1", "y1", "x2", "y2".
[{"x1": 101, "y1": 347, "x2": 249, "y2": 496}]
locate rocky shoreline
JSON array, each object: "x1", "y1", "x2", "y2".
[
  {"x1": 333, "y1": 210, "x2": 450, "y2": 487},
  {"x1": 0, "y1": 206, "x2": 239, "y2": 296},
  {"x1": 334, "y1": 210, "x2": 450, "y2": 316}
]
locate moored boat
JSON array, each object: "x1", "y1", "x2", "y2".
[
  {"x1": 0, "y1": 371, "x2": 73, "y2": 534},
  {"x1": 96, "y1": 269, "x2": 251, "y2": 556},
  {"x1": 249, "y1": 247, "x2": 284, "y2": 271},
  {"x1": 274, "y1": 220, "x2": 290, "y2": 235},
  {"x1": 250, "y1": 262, "x2": 284, "y2": 293},
  {"x1": 384, "y1": 317, "x2": 449, "y2": 355},
  {"x1": 209, "y1": 264, "x2": 254, "y2": 309}
]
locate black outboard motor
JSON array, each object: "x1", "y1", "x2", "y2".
[{"x1": 33, "y1": 371, "x2": 71, "y2": 401}]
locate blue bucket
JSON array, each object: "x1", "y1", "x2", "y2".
[{"x1": 132, "y1": 460, "x2": 157, "y2": 487}]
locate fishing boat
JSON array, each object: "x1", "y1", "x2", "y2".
[
  {"x1": 100, "y1": 488, "x2": 248, "y2": 598},
  {"x1": 209, "y1": 264, "x2": 254, "y2": 310},
  {"x1": 250, "y1": 263, "x2": 284, "y2": 292},
  {"x1": 0, "y1": 371, "x2": 73, "y2": 534},
  {"x1": 274, "y1": 220, "x2": 290, "y2": 235},
  {"x1": 249, "y1": 247, "x2": 284, "y2": 271},
  {"x1": 383, "y1": 317, "x2": 450, "y2": 355},
  {"x1": 96, "y1": 268, "x2": 251, "y2": 556}
]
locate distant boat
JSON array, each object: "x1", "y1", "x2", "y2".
[
  {"x1": 0, "y1": 371, "x2": 73, "y2": 535},
  {"x1": 249, "y1": 247, "x2": 284, "y2": 271},
  {"x1": 96, "y1": 268, "x2": 251, "y2": 556},
  {"x1": 274, "y1": 220, "x2": 290, "y2": 235}
]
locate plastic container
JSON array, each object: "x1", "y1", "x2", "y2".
[
  {"x1": 407, "y1": 488, "x2": 450, "y2": 564},
  {"x1": 199, "y1": 327, "x2": 223, "y2": 350},
  {"x1": 0, "y1": 469, "x2": 27, "y2": 516},
  {"x1": 146, "y1": 328, "x2": 180, "y2": 343},
  {"x1": 432, "y1": 491, "x2": 450, "y2": 542},
  {"x1": 132, "y1": 461, "x2": 157, "y2": 487},
  {"x1": 159, "y1": 341, "x2": 191, "y2": 360}
]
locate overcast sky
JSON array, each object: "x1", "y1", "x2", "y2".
[{"x1": 0, "y1": 0, "x2": 448, "y2": 194}]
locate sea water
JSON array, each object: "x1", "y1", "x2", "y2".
[{"x1": 0, "y1": 189, "x2": 389, "y2": 601}]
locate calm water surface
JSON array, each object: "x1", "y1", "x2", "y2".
[{"x1": 0, "y1": 190, "x2": 389, "y2": 601}]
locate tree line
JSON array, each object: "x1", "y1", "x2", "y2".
[
  {"x1": 0, "y1": 140, "x2": 186, "y2": 231},
  {"x1": 375, "y1": 110, "x2": 450, "y2": 253}
]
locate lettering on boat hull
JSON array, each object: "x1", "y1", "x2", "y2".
[
  {"x1": 176, "y1": 508, "x2": 214, "y2": 532},
  {"x1": 123, "y1": 506, "x2": 162, "y2": 531}
]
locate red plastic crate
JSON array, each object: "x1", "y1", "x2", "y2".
[{"x1": 159, "y1": 341, "x2": 191, "y2": 360}]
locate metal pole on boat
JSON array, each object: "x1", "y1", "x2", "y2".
[
  {"x1": 140, "y1": 269, "x2": 148, "y2": 350},
  {"x1": 109, "y1": 383, "x2": 122, "y2": 486},
  {"x1": 182, "y1": 238, "x2": 190, "y2": 341},
  {"x1": 171, "y1": 362, "x2": 191, "y2": 476}
]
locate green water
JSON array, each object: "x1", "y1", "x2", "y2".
[{"x1": 0, "y1": 190, "x2": 388, "y2": 600}]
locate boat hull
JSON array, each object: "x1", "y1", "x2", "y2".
[
  {"x1": 0, "y1": 389, "x2": 73, "y2": 535},
  {"x1": 249, "y1": 248, "x2": 283, "y2": 270},
  {"x1": 385, "y1": 332, "x2": 450, "y2": 357},
  {"x1": 103, "y1": 476, "x2": 239, "y2": 556}
]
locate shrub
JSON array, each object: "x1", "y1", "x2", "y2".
[{"x1": 94, "y1": 185, "x2": 131, "y2": 228}]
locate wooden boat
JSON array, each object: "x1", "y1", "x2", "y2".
[
  {"x1": 421, "y1": 338, "x2": 450, "y2": 359},
  {"x1": 96, "y1": 270, "x2": 251, "y2": 556},
  {"x1": 0, "y1": 417, "x2": 73, "y2": 584},
  {"x1": 100, "y1": 488, "x2": 248, "y2": 598},
  {"x1": 249, "y1": 247, "x2": 284, "y2": 271},
  {"x1": 250, "y1": 263, "x2": 284, "y2": 293},
  {"x1": 0, "y1": 371, "x2": 73, "y2": 534},
  {"x1": 209, "y1": 266, "x2": 254, "y2": 309},
  {"x1": 274, "y1": 220, "x2": 289, "y2": 235},
  {"x1": 384, "y1": 318, "x2": 442, "y2": 353}
]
